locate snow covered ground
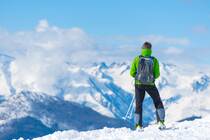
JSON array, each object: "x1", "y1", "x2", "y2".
[{"x1": 33, "y1": 115, "x2": 210, "y2": 140}]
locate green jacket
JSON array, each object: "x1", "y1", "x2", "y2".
[{"x1": 130, "y1": 48, "x2": 160, "y2": 85}]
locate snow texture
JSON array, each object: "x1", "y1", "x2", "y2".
[
  {"x1": 0, "y1": 91, "x2": 128, "y2": 140},
  {"x1": 34, "y1": 115, "x2": 210, "y2": 140}
]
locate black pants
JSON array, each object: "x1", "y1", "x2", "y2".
[{"x1": 135, "y1": 84, "x2": 164, "y2": 125}]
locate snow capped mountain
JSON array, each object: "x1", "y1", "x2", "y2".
[
  {"x1": 0, "y1": 91, "x2": 128, "y2": 140},
  {"x1": 0, "y1": 53, "x2": 210, "y2": 139},
  {"x1": 62, "y1": 61, "x2": 210, "y2": 123},
  {"x1": 192, "y1": 74, "x2": 210, "y2": 92},
  {"x1": 54, "y1": 62, "x2": 134, "y2": 119}
]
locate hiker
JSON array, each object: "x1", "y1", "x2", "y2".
[{"x1": 130, "y1": 41, "x2": 165, "y2": 130}]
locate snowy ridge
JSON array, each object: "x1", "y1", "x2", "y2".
[
  {"x1": 0, "y1": 91, "x2": 128, "y2": 140},
  {"x1": 83, "y1": 62, "x2": 210, "y2": 123},
  {"x1": 56, "y1": 62, "x2": 134, "y2": 119},
  {"x1": 1, "y1": 53, "x2": 209, "y2": 124},
  {"x1": 34, "y1": 115, "x2": 210, "y2": 140}
]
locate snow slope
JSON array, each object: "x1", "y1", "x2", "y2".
[
  {"x1": 34, "y1": 115, "x2": 210, "y2": 140},
  {"x1": 70, "y1": 62, "x2": 210, "y2": 123},
  {"x1": 0, "y1": 91, "x2": 128, "y2": 140}
]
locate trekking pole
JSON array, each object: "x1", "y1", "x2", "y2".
[
  {"x1": 123, "y1": 80, "x2": 135, "y2": 120},
  {"x1": 124, "y1": 95, "x2": 135, "y2": 120}
]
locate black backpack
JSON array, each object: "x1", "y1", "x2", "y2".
[{"x1": 135, "y1": 55, "x2": 155, "y2": 84}]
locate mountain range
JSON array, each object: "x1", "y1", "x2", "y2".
[{"x1": 0, "y1": 53, "x2": 210, "y2": 139}]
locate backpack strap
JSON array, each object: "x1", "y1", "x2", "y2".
[
  {"x1": 139, "y1": 55, "x2": 154, "y2": 60},
  {"x1": 139, "y1": 55, "x2": 143, "y2": 58},
  {"x1": 139, "y1": 55, "x2": 155, "y2": 66},
  {"x1": 150, "y1": 56, "x2": 154, "y2": 60}
]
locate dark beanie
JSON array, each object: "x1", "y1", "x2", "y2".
[{"x1": 142, "y1": 42, "x2": 152, "y2": 49}]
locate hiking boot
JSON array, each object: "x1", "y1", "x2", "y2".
[
  {"x1": 158, "y1": 120, "x2": 166, "y2": 130},
  {"x1": 135, "y1": 124, "x2": 143, "y2": 131}
]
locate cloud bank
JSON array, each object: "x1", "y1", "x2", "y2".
[
  {"x1": 139, "y1": 35, "x2": 190, "y2": 46},
  {"x1": 0, "y1": 19, "x2": 209, "y2": 96},
  {"x1": 0, "y1": 20, "x2": 99, "y2": 95}
]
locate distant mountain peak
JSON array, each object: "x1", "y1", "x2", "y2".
[{"x1": 192, "y1": 74, "x2": 210, "y2": 92}]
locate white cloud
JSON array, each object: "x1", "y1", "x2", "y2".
[
  {"x1": 139, "y1": 35, "x2": 190, "y2": 46},
  {"x1": 0, "y1": 20, "x2": 139, "y2": 95},
  {"x1": 36, "y1": 19, "x2": 49, "y2": 32},
  {"x1": 163, "y1": 47, "x2": 183, "y2": 55},
  {"x1": 101, "y1": 35, "x2": 190, "y2": 47},
  {"x1": 0, "y1": 19, "x2": 209, "y2": 95},
  {"x1": 0, "y1": 20, "x2": 99, "y2": 95}
]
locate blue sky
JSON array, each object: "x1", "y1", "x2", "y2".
[
  {"x1": 0, "y1": 0, "x2": 210, "y2": 65},
  {"x1": 0, "y1": 0, "x2": 209, "y2": 35}
]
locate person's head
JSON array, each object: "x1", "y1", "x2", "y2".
[
  {"x1": 141, "y1": 41, "x2": 152, "y2": 57},
  {"x1": 142, "y1": 41, "x2": 152, "y2": 49}
]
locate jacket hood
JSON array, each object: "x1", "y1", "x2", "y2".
[{"x1": 141, "y1": 48, "x2": 152, "y2": 57}]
